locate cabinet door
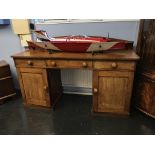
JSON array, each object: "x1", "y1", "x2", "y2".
[
  {"x1": 93, "y1": 71, "x2": 134, "y2": 114},
  {"x1": 18, "y1": 68, "x2": 50, "y2": 107}
]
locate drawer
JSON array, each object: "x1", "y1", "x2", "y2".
[
  {"x1": 46, "y1": 60, "x2": 92, "y2": 69},
  {"x1": 93, "y1": 61, "x2": 135, "y2": 71},
  {"x1": 15, "y1": 59, "x2": 46, "y2": 68},
  {"x1": 0, "y1": 77, "x2": 15, "y2": 98},
  {"x1": 0, "y1": 66, "x2": 11, "y2": 78}
]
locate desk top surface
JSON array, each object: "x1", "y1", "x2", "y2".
[{"x1": 12, "y1": 49, "x2": 139, "y2": 61}]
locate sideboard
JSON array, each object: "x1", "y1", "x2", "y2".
[{"x1": 12, "y1": 49, "x2": 139, "y2": 115}]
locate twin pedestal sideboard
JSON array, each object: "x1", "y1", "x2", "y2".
[{"x1": 12, "y1": 49, "x2": 139, "y2": 115}]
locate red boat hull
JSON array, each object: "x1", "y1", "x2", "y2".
[{"x1": 28, "y1": 31, "x2": 133, "y2": 52}]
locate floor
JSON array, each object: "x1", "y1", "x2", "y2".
[{"x1": 0, "y1": 94, "x2": 155, "y2": 135}]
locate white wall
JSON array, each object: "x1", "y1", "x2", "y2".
[
  {"x1": 0, "y1": 25, "x2": 24, "y2": 88},
  {"x1": 36, "y1": 21, "x2": 140, "y2": 91},
  {"x1": 36, "y1": 21, "x2": 139, "y2": 45},
  {"x1": 0, "y1": 21, "x2": 140, "y2": 92}
]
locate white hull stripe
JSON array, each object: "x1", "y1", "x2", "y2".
[
  {"x1": 35, "y1": 32, "x2": 50, "y2": 41},
  {"x1": 30, "y1": 41, "x2": 119, "y2": 51},
  {"x1": 33, "y1": 42, "x2": 60, "y2": 51},
  {"x1": 86, "y1": 42, "x2": 119, "y2": 51}
]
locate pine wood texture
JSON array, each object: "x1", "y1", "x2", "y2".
[
  {"x1": 12, "y1": 49, "x2": 139, "y2": 61},
  {"x1": 17, "y1": 68, "x2": 51, "y2": 107},
  {"x1": 93, "y1": 71, "x2": 134, "y2": 115},
  {"x1": 15, "y1": 59, "x2": 46, "y2": 68},
  {"x1": 12, "y1": 49, "x2": 139, "y2": 114},
  {"x1": 46, "y1": 60, "x2": 92, "y2": 69},
  {"x1": 93, "y1": 61, "x2": 135, "y2": 71}
]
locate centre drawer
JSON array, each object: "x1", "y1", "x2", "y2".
[
  {"x1": 46, "y1": 60, "x2": 92, "y2": 69},
  {"x1": 93, "y1": 61, "x2": 135, "y2": 71},
  {"x1": 15, "y1": 59, "x2": 46, "y2": 68}
]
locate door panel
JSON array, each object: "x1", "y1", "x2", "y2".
[
  {"x1": 93, "y1": 71, "x2": 134, "y2": 114},
  {"x1": 98, "y1": 76, "x2": 128, "y2": 112},
  {"x1": 20, "y1": 68, "x2": 50, "y2": 107}
]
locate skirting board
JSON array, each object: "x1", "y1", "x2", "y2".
[{"x1": 63, "y1": 86, "x2": 92, "y2": 95}]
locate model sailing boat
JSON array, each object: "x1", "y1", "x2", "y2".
[{"x1": 27, "y1": 30, "x2": 133, "y2": 53}]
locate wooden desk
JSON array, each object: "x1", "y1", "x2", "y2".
[{"x1": 12, "y1": 49, "x2": 139, "y2": 115}]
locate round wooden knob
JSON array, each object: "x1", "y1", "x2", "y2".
[
  {"x1": 44, "y1": 86, "x2": 48, "y2": 93},
  {"x1": 82, "y1": 62, "x2": 87, "y2": 67},
  {"x1": 93, "y1": 88, "x2": 98, "y2": 93},
  {"x1": 51, "y1": 61, "x2": 56, "y2": 67},
  {"x1": 27, "y1": 60, "x2": 33, "y2": 65},
  {"x1": 111, "y1": 62, "x2": 117, "y2": 69}
]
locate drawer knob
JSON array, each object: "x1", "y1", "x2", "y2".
[
  {"x1": 82, "y1": 62, "x2": 87, "y2": 67},
  {"x1": 27, "y1": 60, "x2": 33, "y2": 65},
  {"x1": 111, "y1": 62, "x2": 117, "y2": 69},
  {"x1": 51, "y1": 61, "x2": 56, "y2": 67},
  {"x1": 93, "y1": 88, "x2": 98, "y2": 93},
  {"x1": 44, "y1": 86, "x2": 48, "y2": 93}
]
